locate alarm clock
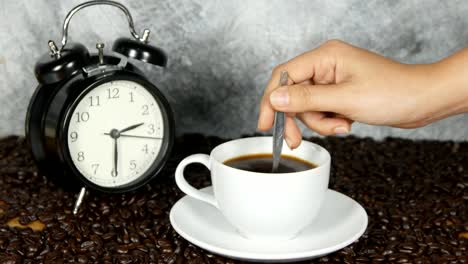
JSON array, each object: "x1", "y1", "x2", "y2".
[{"x1": 25, "y1": 0, "x2": 174, "y2": 200}]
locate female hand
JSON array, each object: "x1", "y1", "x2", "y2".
[{"x1": 258, "y1": 40, "x2": 468, "y2": 148}]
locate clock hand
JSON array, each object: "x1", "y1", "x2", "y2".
[
  {"x1": 109, "y1": 129, "x2": 120, "y2": 177},
  {"x1": 113, "y1": 137, "x2": 118, "y2": 177},
  {"x1": 103, "y1": 133, "x2": 163, "y2": 140},
  {"x1": 119, "y1": 122, "x2": 145, "y2": 134}
]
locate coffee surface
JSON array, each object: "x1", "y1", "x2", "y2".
[{"x1": 223, "y1": 153, "x2": 316, "y2": 173}]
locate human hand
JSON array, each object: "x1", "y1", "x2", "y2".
[{"x1": 258, "y1": 40, "x2": 468, "y2": 148}]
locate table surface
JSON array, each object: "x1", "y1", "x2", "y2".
[{"x1": 0, "y1": 134, "x2": 467, "y2": 263}]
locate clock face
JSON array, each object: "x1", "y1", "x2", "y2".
[{"x1": 66, "y1": 80, "x2": 165, "y2": 188}]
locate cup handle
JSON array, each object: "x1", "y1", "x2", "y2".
[{"x1": 175, "y1": 154, "x2": 218, "y2": 208}]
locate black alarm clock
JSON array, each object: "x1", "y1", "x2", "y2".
[{"x1": 25, "y1": 1, "x2": 174, "y2": 212}]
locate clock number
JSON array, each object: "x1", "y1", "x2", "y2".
[
  {"x1": 88, "y1": 96, "x2": 100, "y2": 106},
  {"x1": 70, "y1": 132, "x2": 78, "y2": 142},
  {"x1": 91, "y1": 163, "x2": 99, "y2": 175},
  {"x1": 147, "y1": 124, "x2": 155, "y2": 135},
  {"x1": 130, "y1": 160, "x2": 136, "y2": 170},
  {"x1": 106, "y1": 88, "x2": 120, "y2": 99},
  {"x1": 142, "y1": 105, "x2": 149, "y2": 115},
  {"x1": 129, "y1": 92, "x2": 134, "y2": 102},
  {"x1": 77, "y1": 151, "x2": 85, "y2": 162},
  {"x1": 75, "y1": 112, "x2": 90, "y2": 123},
  {"x1": 142, "y1": 144, "x2": 149, "y2": 154}
]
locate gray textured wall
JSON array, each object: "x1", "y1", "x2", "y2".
[{"x1": 1, "y1": 0, "x2": 467, "y2": 140}]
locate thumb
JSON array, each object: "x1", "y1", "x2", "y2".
[{"x1": 269, "y1": 83, "x2": 350, "y2": 113}]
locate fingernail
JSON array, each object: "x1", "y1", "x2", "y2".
[
  {"x1": 270, "y1": 87, "x2": 289, "y2": 107},
  {"x1": 284, "y1": 135, "x2": 296, "y2": 150},
  {"x1": 334, "y1": 126, "x2": 349, "y2": 135}
]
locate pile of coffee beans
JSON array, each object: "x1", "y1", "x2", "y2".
[{"x1": 0, "y1": 134, "x2": 467, "y2": 263}]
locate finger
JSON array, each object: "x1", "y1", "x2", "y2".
[
  {"x1": 258, "y1": 71, "x2": 295, "y2": 131},
  {"x1": 270, "y1": 83, "x2": 351, "y2": 114},
  {"x1": 272, "y1": 46, "x2": 338, "y2": 85},
  {"x1": 284, "y1": 115, "x2": 302, "y2": 149},
  {"x1": 258, "y1": 45, "x2": 334, "y2": 131},
  {"x1": 297, "y1": 112, "x2": 353, "y2": 136},
  {"x1": 257, "y1": 97, "x2": 275, "y2": 131},
  {"x1": 322, "y1": 112, "x2": 354, "y2": 125}
]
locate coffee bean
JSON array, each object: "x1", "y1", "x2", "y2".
[
  {"x1": 151, "y1": 208, "x2": 164, "y2": 216},
  {"x1": 372, "y1": 255, "x2": 386, "y2": 262},
  {"x1": 101, "y1": 232, "x2": 115, "y2": 241},
  {"x1": 56, "y1": 213, "x2": 66, "y2": 221},
  {"x1": 2, "y1": 258, "x2": 16, "y2": 264},
  {"x1": 117, "y1": 244, "x2": 129, "y2": 254},
  {"x1": 343, "y1": 256, "x2": 354, "y2": 264},
  {"x1": 115, "y1": 255, "x2": 133, "y2": 264},
  {"x1": 129, "y1": 232, "x2": 140, "y2": 243},
  {"x1": 120, "y1": 228, "x2": 130, "y2": 244},
  {"x1": 396, "y1": 257, "x2": 410, "y2": 263},
  {"x1": 76, "y1": 255, "x2": 88, "y2": 263},
  {"x1": 25, "y1": 244, "x2": 39, "y2": 258},
  {"x1": 80, "y1": 240, "x2": 95, "y2": 251},
  {"x1": 51, "y1": 230, "x2": 67, "y2": 241},
  {"x1": 60, "y1": 222, "x2": 74, "y2": 233},
  {"x1": 1, "y1": 135, "x2": 467, "y2": 263},
  {"x1": 382, "y1": 249, "x2": 393, "y2": 255},
  {"x1": 401, "y1": 243, "x2": 416, "y2": 251},
  {"x1": 119, "y1": 208, "x2": 132, "y2": 219},
  {"x1": 440, "y1": 246, "x2": 452, "y2": 255},
  {"x1": 398, "y1": 249, "x2": 412, "y2": 254},
  {"x1": 355, "y1": 256, "x2": 369, "y2": 261},
  {"x1": 19, "y1": 215, "x2": 30, "y2": 225}
]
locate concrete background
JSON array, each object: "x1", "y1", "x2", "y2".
[{"x1": 1, "y1": 0, "x2": 467, "y2": 140}]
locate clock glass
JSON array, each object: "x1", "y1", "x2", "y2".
[{"x1": 66, "y1": 80, "x2": 164, "y2": 188}]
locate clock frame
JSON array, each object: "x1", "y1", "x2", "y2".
[{"x1": 26, "y1": 64, "x2": 174, "y2": 193}]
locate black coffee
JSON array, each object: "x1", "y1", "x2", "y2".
[{"x1": 223, "y1": 153, "x2": 316, "y2": 173}]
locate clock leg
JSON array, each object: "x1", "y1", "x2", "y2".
[{"x1": 73, "y1": 187, "x2": 87, "y2": 215}]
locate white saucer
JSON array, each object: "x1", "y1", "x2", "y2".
[
  {"x1": 170, "y1": 187, "x2": 367, "y2": 262},
  {"x1": 170, "y1": 187, "x2": 368, "y2": 262}
]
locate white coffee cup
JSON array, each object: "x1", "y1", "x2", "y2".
[{"x1": 175, "y1": 137, "x2": 330, "y2": 241}]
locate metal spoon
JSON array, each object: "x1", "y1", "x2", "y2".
[{"x1": 272, "y1": 71, "x2": 289, "y2": 172}]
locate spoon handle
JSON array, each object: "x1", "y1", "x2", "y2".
[{"x1": 272, "y1": 71, "x2": 289, "y2": 172}]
